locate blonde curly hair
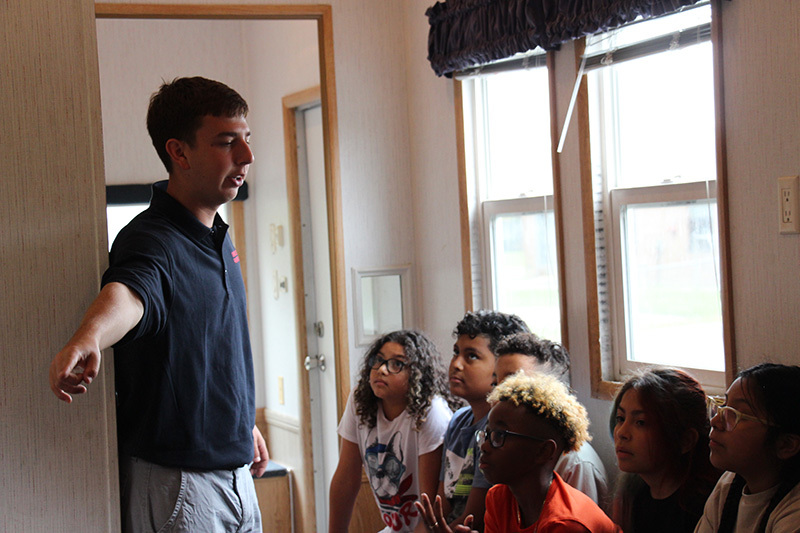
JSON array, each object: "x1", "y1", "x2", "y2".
[{"x1": 487, "y1": 371, "x2": 590, "y2": 453}]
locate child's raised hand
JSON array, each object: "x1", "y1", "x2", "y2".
[
  {"x1": 415, "y1": 493, "x2": 445, "y2": 531},
  {"x1": 414, "y1": 494, "x2": 478, "y2": 533},
  {"x1": 453, "y1": 515, "x2": 477, "y2": 533}
]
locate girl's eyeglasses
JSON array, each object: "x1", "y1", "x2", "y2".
[
  {"x1": 475, "y1": 427, "x2": 548, "y2": 449},
  {"x1": 706, "y1": 396, "x2": 776, "y2": 431},
  {"x1": 367, "y1": 355, "x2": 407, "y2": 374}
]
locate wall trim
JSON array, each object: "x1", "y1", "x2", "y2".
[{"x1": 262, "y1": 408, "x2": 301, "y2": 433}]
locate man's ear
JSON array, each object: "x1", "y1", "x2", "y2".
[
  {"x1": 680, "y1": 428, "x2": 699, "y2": 455},
  {"x1": 165, "y1": 139, "x2": 191, "y2": 170},
  {"x1": 775, "y1": 433, "x2": 800, "y2": 461}
]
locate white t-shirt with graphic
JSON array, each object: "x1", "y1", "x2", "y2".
[{"x1": 338, "y1": 391, "x2": 452, "y2": 532}]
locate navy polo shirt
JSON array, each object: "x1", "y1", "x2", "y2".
[{"x1": 103, "y1": 181, "x2": 255, "y2": 470}]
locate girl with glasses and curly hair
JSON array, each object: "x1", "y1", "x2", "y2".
[{"x1": 329, "y1": 330, "x2": 457, "y2": 532}]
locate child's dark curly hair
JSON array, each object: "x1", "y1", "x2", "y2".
[
  {"x1": 495, "y1": 333, "x2": 571, "y2": 384},
  {"x1": 354, "y1": 330, "x2": 455, "y2": 430},
  {"x1": 453, "y1": 310, "x2": 530, "y2": 353}
]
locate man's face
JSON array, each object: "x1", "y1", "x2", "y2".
[{"x1": 180, "y1": 114, "x2": 253, "y2": 211}]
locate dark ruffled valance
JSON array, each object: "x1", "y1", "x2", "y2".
[{"x1": 426, "y1": 0, "x2": 708, "y2": 77}]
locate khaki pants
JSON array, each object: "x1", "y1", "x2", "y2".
[{"x1": 120, "y1": 455, "x2": 262, "y2": 533}]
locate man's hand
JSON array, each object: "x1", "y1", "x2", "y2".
[
  {"x1": 47, "y1": 282, "x2": 143, "y2": 403},
  {"x1": 49, "y1": 342, "x2": 101, "y2": 403},
  {"x1": 251, "y1": 425, "x2": 269, "y2": 477}
]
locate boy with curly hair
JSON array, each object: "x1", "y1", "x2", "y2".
[
  {"x1": 418, "y1": 372, "x2": 619, "y2": 532},
  {"x1": 477, "y1": 372, "x2": 618, "y2": 532},
  {"x1": 493, "y1": 333, "x2": 609, "y2": 509},
  {"x1": 435, "y1": 310, "x2": 530, "y2": 531}
]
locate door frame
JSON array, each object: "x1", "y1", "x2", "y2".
[
  {"x1": 95, "y1": 4, "x2": 350, "y2": 530},
  {"x1": 283, "y1": 86, "x2": 334, "y2": 531}
]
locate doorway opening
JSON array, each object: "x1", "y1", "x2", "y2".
[{"x1": 95, "y1": 5, "x2": 348, "y2": 531}]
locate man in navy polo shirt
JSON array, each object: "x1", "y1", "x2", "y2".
[{"x1": 49, "y1": 77, "x2": 267, "y2": 532}]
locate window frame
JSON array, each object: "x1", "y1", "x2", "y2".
[
  {"x1": 454, "y1": 52, "x2": 570, "y2": 347},
  {"x1": 482, "y1": 195, "x2": 561, "y2": 339},
  {"x1": 608, "y1": 181, "x2": 722, "y2": 384},
  {"x1": 580, "y1": 0, "x2": 736, "y2": 399}
]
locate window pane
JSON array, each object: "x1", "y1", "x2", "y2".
[
  {"x1": 587, "y1": 5, "x2": 725, "y2": 384},
  {"x1": 106, "y1": 204, "x2": 147, "y2": 250},
  {"x1": 491, "y1": 210, "x2": 561, "y2": 342},
  {"x1": 621, "y1": 201, "x2": 724, "y2": 371},
  {"x1": 106, "y1": 202, "x2": 231, "y2": 250},
  {"x1": 483, "y1": 68, "x2": 553, "y2": 200},
  {"x1": 605, "y1": 44, "x2": 716, "y2": 188}
]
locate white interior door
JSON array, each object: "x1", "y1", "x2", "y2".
[{"x1": 296, "y1": 104, "x2": 338, "y2": 532}]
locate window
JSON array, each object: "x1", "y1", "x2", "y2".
[
  {"x1": 460, "y1": 55, "x2": 563, "y2": 342},
  {"x1": 105, "y1": 185, "x2": 233, "y2": 250},
  {"x1": 107, "y1": 204, "x2": 148, "y2": 249},
  {"x1": 585, "y1": 2, "x2": 725, "y2": 388}
]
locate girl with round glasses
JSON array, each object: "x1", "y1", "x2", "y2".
[
  {"x1": 610, "y1": 368, "x2": 720, "y2": 533},
  {"x1": 695, "y1": 363, "x2": 800, "y2": 533},
  {"x1": 329, "y1": 330, "x2": 456, "y2": 532}
]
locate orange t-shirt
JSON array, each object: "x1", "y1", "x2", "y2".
[{"x1": 485, "y1": 473, "x2": 621, "y2": 533}]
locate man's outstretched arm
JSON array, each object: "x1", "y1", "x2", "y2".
[{"x1": 49, "y1": 282, "x2": 144, "y2": 402}]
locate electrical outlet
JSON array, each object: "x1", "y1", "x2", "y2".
[
  {"x1": 278, "y1": 376, "x2": 285, "y2": 405},
  {"x1": 779, "y1": 176, "x2": 800, "y2": 234}
]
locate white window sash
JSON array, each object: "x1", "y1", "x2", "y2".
[
  {"x1": 481, "y1": 196, "x2": 555, "y2": 312},
  {"x1": 608, "y1": 180, "x2": 724, "y2": 390}
]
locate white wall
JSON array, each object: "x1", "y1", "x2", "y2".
[
  {"x1": 239, "y1": 18, "x2": 320, "y2": 419},
  {"x1": 404, "y1": 0, "x2": 466, "y2": 358},
  {"x1": 96, "y1": 19, "x2": 248, "y2": 185},
  {"x1": 721, "y1": 0, "x2": 800, "y2": 365},
  {"x1": 331, "y1": 1, "x2": 419, "y2": 383}
]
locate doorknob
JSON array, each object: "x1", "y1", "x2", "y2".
[{"x1": 304, "y1": 354, "x2": 327, "y2": 372}]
